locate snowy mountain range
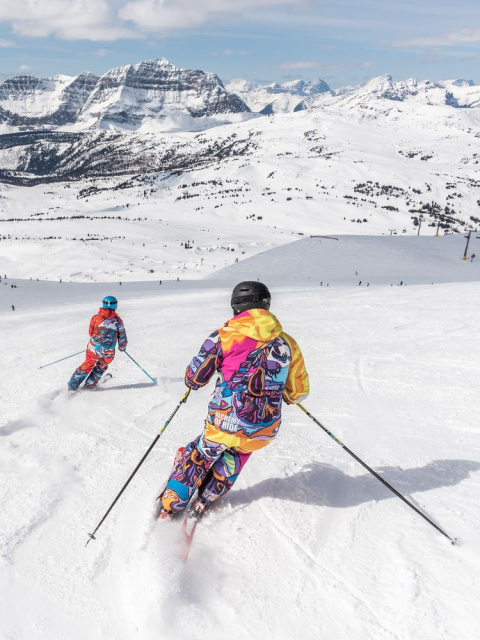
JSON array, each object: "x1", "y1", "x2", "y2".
[
  {"x1": 320, "y1": 74, "x2": 480, "y2": 110},
  {"x1": 225, "y1": 78, "x2": 333, "y2": 114},
  {"x1": 1, "y1": 57, "x2": 480, "y2": 251},
  {"x1": 1, "y1": 59, "x2": 479, "y2": 139},
  {"x1": 0, "y1": 58, "x2": 251, "y2": 134}
]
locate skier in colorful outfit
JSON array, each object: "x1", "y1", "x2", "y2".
[
  {"x1": 68, "y1": 296, "x2": 127, "y2": 390},
  {"x1": 159, "y1": 281, "x2": 309, "y2": 518}
]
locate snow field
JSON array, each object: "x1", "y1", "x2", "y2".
[
  {"x1": 1, "y1": 264, "x2": 480, "y2": 639},
  {"x1": 2, "y1": 92, "x2": 480, "y2": 286}
]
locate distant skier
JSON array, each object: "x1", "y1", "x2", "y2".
[
  {"x1": 11, "y1": 305, "x2": 15, "y2": 311},
  {"x1": 158, "y1": 281, "x2": 310, "y2": 518},
  {"x1": 471, "y1": 253, "x2": 476, "y2": 263},
  {"x1": 67, "y1": 296, "x2": 127, "y2": 391}
]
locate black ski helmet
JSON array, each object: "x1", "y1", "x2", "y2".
[{"x1": 231, "y1": 281, "x2": 271, "y2": 315}]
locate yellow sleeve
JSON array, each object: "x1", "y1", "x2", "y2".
[{"x1": 282, "y1": 333, "x2": 310, "y2": 404}]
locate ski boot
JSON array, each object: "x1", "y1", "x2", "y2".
[
  {"x1": 158, "y1": 508, "x2": 175, "y2": 521},
  {"x1": 189, "y1": 498, "x2": 207, "y2": 521}
]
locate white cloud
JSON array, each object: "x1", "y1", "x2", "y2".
[
  {"x1": 18, "y1": 64, "x2": 32, "y2": 70},
  {"x1": 278, "y1": 61, "x2": 345, "y2": 69},
  {"x1": 208, "y1": 48, "x2": 248, "y2": 57},
  {"x1": 0, "y1": 0, "x2": 303, "y2": 41},
  {"x1": 0, "y1": 38, "x2": 14, "y2": 47},
  {"x1": 95, "y1": 48, "x2": 112, "y2": 57},
  {"x1": 396, "y1": 28, "x2": 480, "y2": 48},
  {"x1": 119, "y1": 0, "x2": 301, "y2": 31},
  {"x1": 0, "y1": 0, "x2": 139, "y2": 41},
  {"x1": 278, "y1": 61, "x2": 322, "y2": 69},
  {"x1": 222, "y1": 49, "x2": 248, "y2": 56},
  {"x1": 358, "y1": 60, "x2": 374, "y2": 68}
]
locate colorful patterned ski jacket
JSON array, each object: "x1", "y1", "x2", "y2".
[
  {"x1": 87, "y1": 307, "x2": 128, "y2": 360},
  {"x1": 185, "y1": 308, "x2": 309, "y2": 452}
]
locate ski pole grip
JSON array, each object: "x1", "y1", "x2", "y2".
[{"x1": 180, "y1": 388, "x2": 191, "y2": 403}]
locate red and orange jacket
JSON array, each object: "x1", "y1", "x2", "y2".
[{"x1": 87, "y1": 307, "x2": 128, "y2": 358}]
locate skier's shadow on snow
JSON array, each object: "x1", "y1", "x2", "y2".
[
  {"x1": 226, "y1": 460, "x2": 480, "y2": 509},
  {"x1": 0, "y1": 419, "x2": 30, "y2": 437}
]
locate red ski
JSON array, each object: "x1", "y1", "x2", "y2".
[{"x1": 178, "y1": 500, "x2": 207, "y2": 562}]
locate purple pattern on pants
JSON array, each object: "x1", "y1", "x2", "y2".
[{"x1": 162, "y1": 435, "x2": 251, "y2": 513}]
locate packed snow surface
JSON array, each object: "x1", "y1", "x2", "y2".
[{"x1": 1, "y1": 236, "x2": 480, "y2": 640}]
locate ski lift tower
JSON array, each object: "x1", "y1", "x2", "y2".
[{"x1": 462, "y1": 229, "x2": 478, "y2": 260}]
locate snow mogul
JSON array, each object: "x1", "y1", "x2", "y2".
[
  {"x1": 68, "y1": 296, "x2": 127, "y2": 391},
  {"x1": 158, "y1": 281, "x2": 309, "y2": 518}
]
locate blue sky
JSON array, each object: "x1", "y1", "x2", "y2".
[{"x1": 1, "y1": 0, "x2": 480, "y2": 88}]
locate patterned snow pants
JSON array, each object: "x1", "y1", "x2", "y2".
[
  {"x1": 68, "y1": 350, "x2": 113, "y2": 390},
  {"x1": 161, "y1": 435, "x2": 251, "y2": 513}
]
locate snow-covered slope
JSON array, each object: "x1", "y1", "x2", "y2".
[
  {"x1": 1, "y1": 90, "x2": 480, "y2": 279},
  {"x1": 1, "y1": 237, "x2": 480, "y2": 640},
  {"x1": 209, "y1": 234, "x2": 480, "y2": 285}
]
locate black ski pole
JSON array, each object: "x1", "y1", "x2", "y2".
[
  {"x1": 86, "y1": 388, "x2": 191, "y2": 546},
  {"x1": 297, "y1": 403, "x2": 457, "y2": 545}
]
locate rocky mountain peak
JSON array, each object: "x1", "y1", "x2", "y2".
[{"x1": 0, "y1": 58, "x2": 250, "y2": 132}]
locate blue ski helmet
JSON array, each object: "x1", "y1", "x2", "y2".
[{"x1": 102, "y1": 296, "x2": 118, "y2": 309}]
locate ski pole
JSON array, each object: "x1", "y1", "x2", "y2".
[
  {"x1": 38, "y1": 350, "x2": 84, "y2": 370},
  {"x1": 297, "y1": 403, "x2": 457, "y2": 545},
  {"x1": 86, "y1": 388, "x2": 191, "y2": 546},
  {"x1": 124, "y1": 350, "x2": 157, "y2": 385}
]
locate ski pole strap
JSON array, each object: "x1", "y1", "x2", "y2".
[{"x1": 297, "y1": 403, "x2": 457, "y2": 545}]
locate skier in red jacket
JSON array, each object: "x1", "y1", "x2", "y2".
[{"x1": 68, "y1": 296, "x2": 127, "y2": 390}]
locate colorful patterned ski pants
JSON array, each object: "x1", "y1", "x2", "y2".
[
  {"x1": 161, "y1": 435, "x2": 251, "y2": 513},
  {"x1": 68, "y1": 350, "x2": 112, "y2": 390}
]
